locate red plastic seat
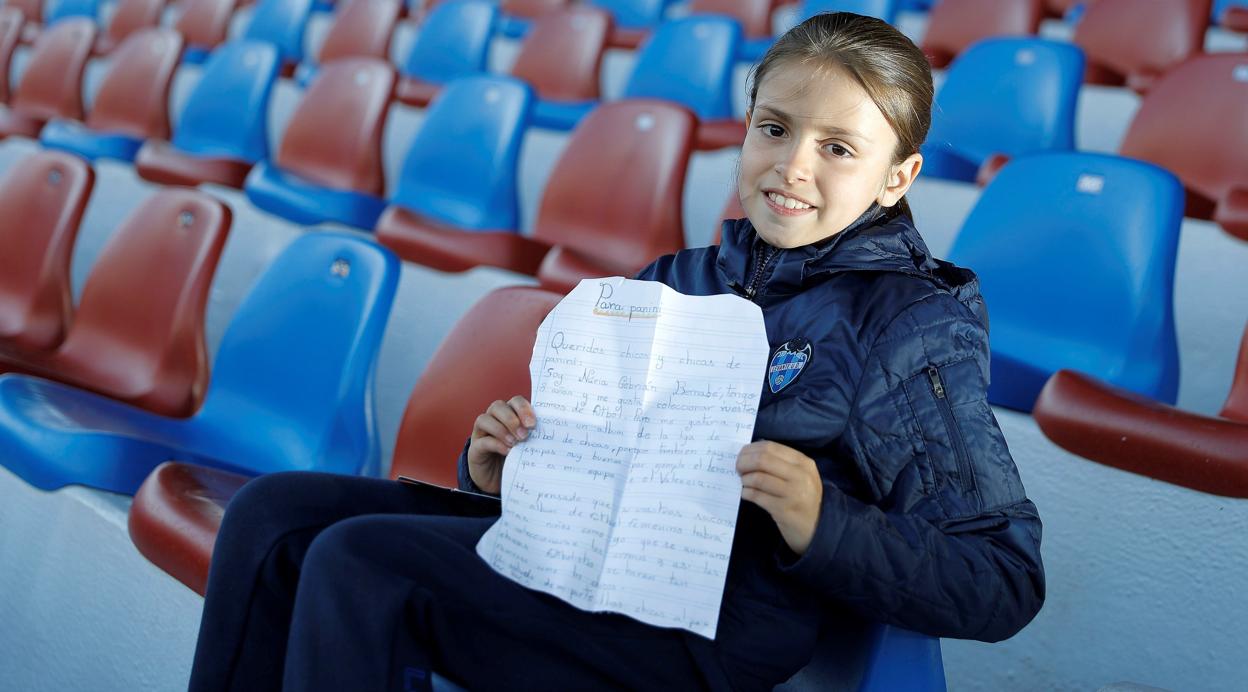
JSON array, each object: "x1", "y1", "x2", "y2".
[
  {"x1": 128, "y1": 285, "x2": 562, "y2": 594},
  {"x1": 378, "y1": 100, "x2": 694, "y2": 291},
  {"x1": 1224, "y1": 4, "x2": 1248, "y2": 32},
  {"x1": 0, "y1": 151, "x2": 94, "y2": 355},
  {"x1": 95, "y1": 0, "x2": 165, "y2": 54},
  {"x1": 510, "y1": 5, "x2": 610, "y2": 103},
  {"x1": 921, "y1": 0, "x2": 1043, "y2": 68},
  {"x1": 0, "y1": 7, "x2": 24, "y2": 104},
  {"x1": 174, "y1": 0, "x2": 239, "y2": 56},
  {"x1": 501, "y1": 0, "x2": 569, "y2": 20},
  {"x1": 84, "y1": 28, "x2": 183, "y2": 141},
  {"x1": 10, "y1": 0, "x2": 42, "y2": 44},
  {"x1": 1073, "y1": 0, "x2": 1211, "y2": 93},
  {"x1": 1034, "y1": 321, "x2": 1248, "y2": 498},
  {"x1": 276, "y1": 58, "x2": 394, "y2": 196},
  {"x1": 0, "y1": 188, "x2": 232, "y2": 417},
  {"x1": 0, "y1": 17, "x2": 97, "y2": 138},
  {"x1": 689, "y1": 0, "x2": 773, "y2": 39},
  {"x1": 1117, "y1": 53, "x2": 1248, "y2": 240},
  {"x1": 315, "y1": 0, "x2": 400, "y2": 66}
]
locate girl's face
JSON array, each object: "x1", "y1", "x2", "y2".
[{"x1": 739, "y1": 61, "x2": 922, "y2": 249}]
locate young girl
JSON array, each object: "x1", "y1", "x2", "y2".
[{"x1": 189, "y1": 12, "x2": 1044, "y2": 691}]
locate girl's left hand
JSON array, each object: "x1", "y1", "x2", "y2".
[{"x1": 736, "y1": 440, "x2": 823, "y2": 556}]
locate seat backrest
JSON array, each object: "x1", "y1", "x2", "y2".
[
  {"x1": 195, "y1": 233, "x2": 400, "y2": 477},
  {"x1": 173, "y1": 41, "x2": 279, "y2": 162},
  {"x1": 1073, "y1": 0, "x2": 1211, "y2": 85},
  {"x1": 53, "y1": 189, "x2": 231, "y2": 417},
  {"x1": 689, "y1": 0, "x2": 772, "y2": 38},
  {"x1": 1119, "y1": 53, "x2": 1248, "y2": 213},
  {"x1": 501, "y1": 0, "x2": 569, "y2": 19},
  {"x1": 622, "y1": 16, "x2": 740, "y2": 120},
  {"x1": 44, "y1": 0, "x2": 97, "y2": 25},
  {"x1": 400, "y1": 0, "x2": 496, "y2": 83},
  {"x1": 588, "y1": 0, "x2": 665, "y2": 28},
  {"x1": 920, "y1": 0, "x2": 1042, "y2": 67},
  {"x1": 103, "y1": 0, "x2": 164, "y2": 48},
  {"x1": 948, "y1": 152, "x2": 1183, "y2": 404},
  {"x1": 1222, "y1": 322, "x2": 1248, "y2": 422},
  {"x1": 534, "y1": 99, "x2": 694, "y2": 269},
  {"x1": 275, "y1": 58, "x2": 393, "y2": 194},
  {"x1": 0, "y1": 151, "x2": 93, "y2": 353},
  {"x1": 510, "y1": 5, "x2": 610, "y2": 102},
  {"x1": 85, "y1": 28, "x2": 183, "y2": 140},
  {"x1": 241, "y1": 0, "x2": 314, "y2": 63},
  {"x1": 393, "y1": 75, "x2": 532, "y2": 230},
  {"x1": 799, "y1": 0, "x2": 898, "y2": 24},
  {"x1": 8, "y1": 0, "x2": 42, "y2": 24},
  {"x1": 173, "y1": 0, "x2": 238, "y2": 51},
  {"x1": 0, "y1": 7, "x2": 23, "y2": 104},
  {"x1": 12, "y1": 17, "x2": 97, "y2": 122},
  {"x1": 316, "y1": 0, "x2": 399, "y2": 65},
  {"x1": 927, "y1": 38, "x2": 1083, "y2": 164},
  {"x1": 391, "y1": 286, "x2": 562, "y2": 485}
]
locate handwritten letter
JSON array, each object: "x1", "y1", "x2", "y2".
[{"x1": 475, "y1": 277, "x2": 769, "y2": 638}]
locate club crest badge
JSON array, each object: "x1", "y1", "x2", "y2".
[{"x1": 768, "y1": 338, "x2": 812, "y2": 393}]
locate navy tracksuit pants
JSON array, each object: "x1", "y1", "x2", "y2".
[{"x1": 187, "y1": 471, "x2": 730, "y2": 692}]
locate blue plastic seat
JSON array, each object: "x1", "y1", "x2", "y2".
[
  {"x1": 388, "y1": 75, "x2": 532, "y2": 231},
  {"x1": 922, "y1": 38, "x2": 1084, "y2": 183},
  {"x1": 241, "y1": 0, "x2": 314, "y2": 65},
  {"x1": 394, "y1": 0, "x2": 497, "y2": 107},
  {"x1": 0, "y1": 232, "x2": 400, "y2": 494},
  {"x1": 590, "y1": 0, "x2": 667, "y2": 29},
  {"x1": 44, "y1": 0, "x2": 99, "y2": 25},
  {"x1": 740, "y1": 0, "x2": 898, "y2": 62},
  {"x1": 947, "y1": 152, "x2": 1183, "y2": 412},
  {"x1": 244, "y1": 58, "x2": 395, "y2": 228},
  {"x1": 135, "y1": 41, "x2": 280, "y2": 189},
  {"x1": 39, "y1": 28, "x2": 184, "y2": 162},
  {"x1": 778, "y1": 620, "x2": 945, "y2": 691}
]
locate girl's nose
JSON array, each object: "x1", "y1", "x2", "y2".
[{"x1": 775, "y1": 144, "x2": 813, "y2": 184}]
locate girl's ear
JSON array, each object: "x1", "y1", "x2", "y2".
[
  {"x1": 744, "y1": 110, "x2": 752, "y2": 129},
  {"x1": 878, "y1": 152, "x2": 923, "y2": 207}
]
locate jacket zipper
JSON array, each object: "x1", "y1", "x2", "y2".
[
  {"x1": 928, "y1": 366, "x2": 975, "y2": 490},
  {"x1": 743, "y1": 245, "x2": 781, "y2": 300}
]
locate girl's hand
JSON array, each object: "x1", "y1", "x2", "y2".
[
  {"x1": 466, "y1": 396, "x2": 536, "y2": 495},
  {"x1": 736, "y1": 441, "x2": 823, "y2": 555}
]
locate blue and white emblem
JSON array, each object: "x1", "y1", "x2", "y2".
[{"x1": 768, "y1": 338, "x2": 812, "y2": 393}]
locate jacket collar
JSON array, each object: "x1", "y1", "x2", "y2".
[{"x1": 715, "y1": 205, "x2": 975, "y2": 300}]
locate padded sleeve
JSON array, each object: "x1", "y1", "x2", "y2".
[{"x1": 779, "y1": 294, "x2": 1046, "y2": 642}]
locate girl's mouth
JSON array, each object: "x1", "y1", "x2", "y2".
[{"x1": 764, "y1": 190, "x2": 816, "y2": 216}]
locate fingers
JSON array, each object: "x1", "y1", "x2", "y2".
[
  {"x1": 472, "y1": 396, "x2": 538, "y2": 446},
  {"x1": 740, "y1": 470, "x2": 788, "y2": 498},
  {"x1": 735, "y1": 440, "x2": 811, "y2": 479},
  {"x1": 509, "y1": 395, "x2": 537, "y2": 428}
]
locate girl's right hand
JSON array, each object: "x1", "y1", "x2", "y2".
[{"x1": 466, "y1": 395, "x2": 537, "y2": 495}]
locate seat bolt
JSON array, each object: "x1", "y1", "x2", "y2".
[{"x1": 331, "y1": 259, "x2": 351, "y2": 277}]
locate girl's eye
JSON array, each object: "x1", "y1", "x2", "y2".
[
  {"x1": 825, "y1": 143, "x2": 852, "y2": 158},
  {"x1": 762, "y1": 124, "x2": 786, "y2": 138}
]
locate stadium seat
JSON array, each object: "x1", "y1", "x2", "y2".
[
  {"x1": 293, "y1": 0, "x2": 400, "y2": 87},
  {"x1": 244, "y1": 58, "x2": 395, "y2": 228},
  {"x1": 241, "y1": 0, "x2": 314, "y2": 68},
  {"x1": 135, "y1": 41, "x2": 280, "y2": 189},
  {"x1": 1073, "y1": 0, "x2": 1211, "y2": 93},
  {"x1": 689, "y1": 0, "x2": 772, "y2": 40},
  {"x1": 739, "y1": 0, "x2": 899, "y2": 63},
  {"x1": 0, "y1": 232, "x2": 400, "y2": 493},
  {"x1": 22, "y1": 0, "x2": 98, "y2": 43},
  {"x1": 394, "y1": 0, "x2": 497, "y2": 107},
  {"x1": 40, "y1": 28, "x2": 184, "y2": 162},
  {"x1": 921, "y1": 37, "x2": 1084, "y2": 184},
  {"x1": 0, "y1": 188, "x2": 230, "y2": 418},
  {"x1": 0, "y1": 7, "x2": 23, "y2": 104},
  {"x1": 380, "y1": 99, "x2": 692, "y2": 288},
  {"x1": 1041, "y1": 0, "x2": 1083, "y2": 19},
  {"x1": 128, "y1": 284, "x2": 557, "y2": 595},
  {"x1": 94, "y1": 0, "x2": 164, "y2": 54},
  {"x1": 593, "y1": 0, "x2": 669, "y2": 49},
  {"x1": 1217, "y1": 0, "x2": 1248, "y2": 31},
  {"x1": 1117, "y1": 52, "x2": 1248, "y2": 241},
  {"x1": 0, "y1": 17, "x2": 96, "y2": 139},
  {"x1": 496, "y1": 0, "x2": 569, "y2": 38},
  {"x1": 0, "y1": 151, "x2": 94, "y2": 354},
  {"x1": 947, "y1": 152, "x2": 1184, "y2": 412},
  {"x1": 622, "y1": 16, "x2": 746, "y2": 150},
  {"x1": 509, "y1": 5, "x2": 610, "y2": 131},
  {"x1": 374, "y1": 76, "x2": 534, "y2": 270},
  {"x1": 921, "y1": 0, "x2": 1042, "y2": 68},
  {"x1": 1033, "y1": 319, "x2": 1248, "y2": 499},
  {"x1": 175, "y1": 0, "x2": 239, "y2": 63}
]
